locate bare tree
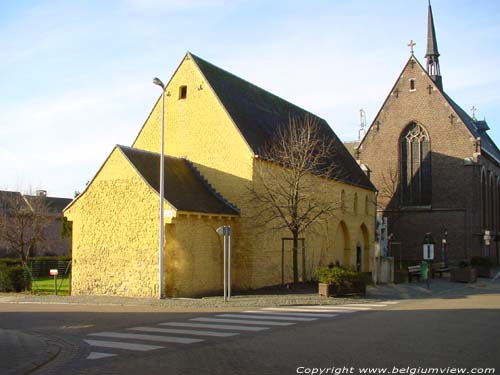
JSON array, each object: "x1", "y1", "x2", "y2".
[
  {"x1": 249, "y1": 116, "x2": 345, "y2": 283},
  {"x1": 0, "y1": 191, "x2": 51, "y2": 265},
  {"x1": 379, "y1": 166, "x2": 400, "y2": 209}
]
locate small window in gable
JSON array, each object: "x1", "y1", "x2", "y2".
[
  {"x1": 179, "y1": 85, "x2": 187, "y2": 99},
  {"x1": 409, "y1": 79, "x2": 416, "y2": 91}
]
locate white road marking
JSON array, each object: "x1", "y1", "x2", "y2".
[
  {"x1": 128, "y1": 326, "x2": 239, "y2": 337},
  {"x1": 89, "y1": 331, "x2": 203, "y2": 344},
  {"x1": 191, "y1": 317, "x2": 294, "y2": 326},
  {"x1": 161, "y1": 322, "x2": 270, "y2": 331},
  {"x1": 293, "y1": 305, "x2": 371, "y2": 311},
  {"x1": 216, "y1": 314, "x2": 317, "y2": 322},
  {"x1": 84, "y1": 339, "x2": 164, "y2": 352},
  {"x1": 244, "y1": 310, "x2": 338, "y2": 318},
  {"x1": 343, "y1": 304, "x2": 388, "y2": 307},
  {"x1": 262, "y1": 307, "x2": 354, "y2": 313},
  {"x1": 86, "y1": 352, "x2": 117, "y2": 360},
  {"x1": 379, "y1": 301, "x2": 400, "y2": 304}
]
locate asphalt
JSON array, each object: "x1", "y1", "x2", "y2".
[{"x1": 2, "y1": 273, "x2": 499, "y2": 374}]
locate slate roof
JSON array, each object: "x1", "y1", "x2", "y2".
[
  {"x1": 1, "y1": 190, "x2": 71, "y2": 214},
  {"x1": 190, "y1": 53, "x2": 375, "y2": 191},
  {"x1": 443, "y1": 93, "x2": 500, "y2": 163},
  {"x1": 24, "y1": 195, "x2": 73, "y2": 213},
  {"x1": 0, "y1": 191, "x2": 26, "y2": 211},
  {"x1": 119, "y1": 145, "x2": 239, "y2": 215}
]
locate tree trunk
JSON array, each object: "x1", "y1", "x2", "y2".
[{"x1": 292, "y1": 231, "x2": 299, "y2": 284}]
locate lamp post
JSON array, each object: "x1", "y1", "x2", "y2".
[
  {"x1": 442, "y1": 229, "x2": 448, "y2": 267},
  {"x1": 153, "y1": 77, "x2": 165, "y2": 299}
]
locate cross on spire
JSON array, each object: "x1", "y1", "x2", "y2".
[
  {"x1": 407, "y1": 40, "x2": 416, "y2": 54},
  {"x1": 470, "y1": 106, "x2": 477, "y2": 120}
]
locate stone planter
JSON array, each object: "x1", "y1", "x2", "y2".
[
  {"x1": 450, "y1": 267, "x2": 477, "y2": 283},
  {"x1": 319, "y1": 280, "x2": 366, "y2": 297},
  {"x1": 473, "y1": 265, "x2": 492, "y2": 278}
]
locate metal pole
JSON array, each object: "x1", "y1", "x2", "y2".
[
  {"x1": 301, "y1": 239, "x2": 306, "y2": 283},
  {"x1": 281, "y1": 239, "x2": 285, "y2": 285},
  {"x1": 228, "y1": 226, "x2": 231, "y2": 299},
  {"x1": 158, "y1": 85, "x2": 165, "y2": 299},
  {"x1": 223, "y1": 226, "x2": 227, "y2": 302}
]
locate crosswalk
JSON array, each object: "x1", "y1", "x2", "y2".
[{"x1": 84, "y1": 301, "x2": 399, "y2": 360}]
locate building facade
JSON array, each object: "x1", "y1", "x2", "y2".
[{"x1": 64, "y1": 52, "x2": 376, "y2": 298}]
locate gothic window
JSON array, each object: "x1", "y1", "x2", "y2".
[
  {"x1": 489, "y1": 172, "x2": 494, "y2": 230},
  {"x1": 400, "y1": 123, "x2": 431, "y2": 206},
  {"x1": 497, "y1": 177, "x2": 500, "y2": 233},
  {"x1": 481, "y1": 168, "x2": 487, "y2": 229}
]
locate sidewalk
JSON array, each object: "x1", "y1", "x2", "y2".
[
  {"x1": 1, "y1": 275, "x2": 499, "y2": 309},
  {"x1": 0, "y1": 329, "x2": 59, "y2": 375}
]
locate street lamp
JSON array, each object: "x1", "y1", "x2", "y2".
[{"x1": 153, "y1": 77, "x2": 165, "y2": 299}]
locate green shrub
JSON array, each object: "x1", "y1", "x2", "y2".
[
  {"x1": 316, "y1": 265, "x2": 360, "y2": 285},
  {"x1": 470, "y1": 256, "x2": 495, "y2": 267},
  {"x1": 0, "y1": 264, "x2": 31, "y2": 292},
  {"x1": 30, "y1": 256, "x2": 71, "y2": 262},
  {"x1": 0, "y1": 258, "x2": 22, "y2": 267}
]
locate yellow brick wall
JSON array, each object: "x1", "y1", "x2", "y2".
[
  {"x1": 65, "y1": 147, "x2": 165, "y2": 297},
  {"x1": 131, "y1": 53, "x2": 376, "y2": 291},
  {"x1": 133, "y1": 54, "x2": 254, "y2": 202},
  {"x1": 165, "y1": 215, "x2": 238, "y2": 297},
  {"x1": 243, "y1": 159, "x2": 375, "y2": 289}
]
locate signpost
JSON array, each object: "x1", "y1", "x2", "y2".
[
  {"x1": 49, "y1": 269, "x2": 59, "y2": 295},
  {"x1": 422, "y1": 233, "x2": 435, "y2": 289}
]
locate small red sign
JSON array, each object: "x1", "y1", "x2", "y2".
[{"x1": 49, "y1": 269, "x2": 58, "y2": 276}]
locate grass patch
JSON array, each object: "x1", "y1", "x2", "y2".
[{"x1": 31, "y1": 276, "x2": 70, "y2": 296}]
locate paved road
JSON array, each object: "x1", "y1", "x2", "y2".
[{"x1": 2, "y1": 292, "x2": 499, "y2": 375}]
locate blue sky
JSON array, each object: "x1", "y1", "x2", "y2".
[{"x1": 1, "y1": 0, "x2": 499, "y2": 198}]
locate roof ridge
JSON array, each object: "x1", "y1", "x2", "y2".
[
  {"x1": 182, "y1": 158, "x2": 240, "y2": 214},
  {"x1": 118, "y1": 145, "x2": 181, "y2": 161}
]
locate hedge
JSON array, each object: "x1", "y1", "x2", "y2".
[
  {"x1": 0, "y1": 264, "x2": 31, "y2": 292},
  {"x1": 0, "y1": 255, "x2": 71, "y2": 268}
]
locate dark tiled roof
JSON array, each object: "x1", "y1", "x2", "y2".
[
  {"x1": 190, "y1": 53, "x2": 375, "y2": 191},
  {"x1": 0, "y1": 191, "x2": 26, "y2": 211},
  {"x1": 44, "y1": 197, "x2": 73, "y2": 213},
  {"x1": 1, "y1": 191, "x2": 71, "y2": 214},
  {"x1": 443, "y1": 93, "x2": 500, "y2": 163},
  {"x1": 119, "y1": 145, "x2": 239, "y2": 215}
]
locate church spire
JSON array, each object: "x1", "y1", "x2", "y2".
[{"x1": 425, "y1": 0, "x2": 442, "y2": 89}]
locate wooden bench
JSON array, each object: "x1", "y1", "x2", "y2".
[
  {"x1": 431, "y1": 262, "x2": 450, "y2": 278},
  {"x1": 408, "y1": 265, "x2": 421, "y2": 282}
]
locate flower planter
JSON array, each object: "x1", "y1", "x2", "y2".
[
  {"x1": 450, "y1": 267, "x2": 477, "y2": 283},
  {"x1": 319, "y1": 280, "x2": 366, "y2": 297},
  {"x1": 473, "y1": 265, "x2": 492, "y2": 278}
]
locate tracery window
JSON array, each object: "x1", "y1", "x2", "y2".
[{"x1": 400, "y1": 123, "x2": 431, "y2": 205}]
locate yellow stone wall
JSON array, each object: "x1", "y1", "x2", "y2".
[
  {"x1": 65, "y1": 148, "x2": 163, "y2": 297},
  {"x1": 133, "y1": 54, "x2": 254, "y2": 202},
  {"x1": 165, "y1": 214, "x2": 238, "y2": 297},
  {"x1": 245, "y1": 159, "x2": 375, "y2": 288}
]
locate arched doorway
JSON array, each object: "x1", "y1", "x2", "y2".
[
  {"x1": 334, "y1": 221, "x2": 350, "y2": 266},
  {"x1": 356, "y1": 224, "x2": 370, "y2": 272}
]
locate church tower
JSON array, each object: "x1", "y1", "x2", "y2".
[{"x1": 425, "y1": 0, "x2": 442, "y2": 89}]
